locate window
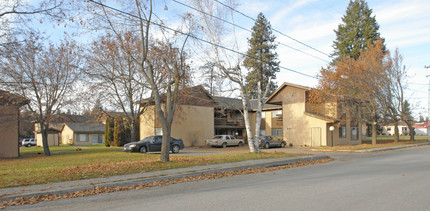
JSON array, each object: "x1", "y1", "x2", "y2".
[
  {"x1": 271, "y1": 110, "x2": 282, "y2": 118},
  {"x1": 261, "y1": 112, "x2": 266, "y2": 119},
  {"x1": 351, "y1": 127, "x2": 359, "y2": 140},
  {"x1": 260, "y1": 130, "x2": 266, "y2": 136},
  {"x1": 92, "y1": 134, "x2": 103, "y2": 144},
  {"x1": 339, "y1": 126, "x2": 346, "y2": 138},
  {"x1": 272, "y1": 129, "x2": 282, "y2": 136},
  {"x1": 155, "y1": 128, "x2": 163, "y2": 135},
  {"x1": 76, "y1": 134, "x2": 89, "y2": 142}
]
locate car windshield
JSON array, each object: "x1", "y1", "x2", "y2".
[{"x1": 213, "y1": 135, "x2": 223, "y2": 139}]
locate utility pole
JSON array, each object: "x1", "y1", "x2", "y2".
[{"x1": 426, "y1": 65, "x2": 430, "y2": 141}]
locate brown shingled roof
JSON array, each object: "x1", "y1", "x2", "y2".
[{"x1": 0, "y1": 90, "x2": 29, "y2": 106}]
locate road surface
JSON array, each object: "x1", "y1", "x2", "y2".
[{"x1": 8, "y1": 146, "x2": 430, "y2": 210}]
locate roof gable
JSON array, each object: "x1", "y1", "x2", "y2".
[{"x1": 265, "y1": 82, "x2": 311, "y2": 104}]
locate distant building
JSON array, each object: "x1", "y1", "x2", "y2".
[
  {"x1": 412, "y1": 121, "x2": 429, "y2": 136},
  {"x1": 0, "y1": 90, "x2": 29, "y2": 158},
  {"x1": 61, "y1": 122, "x2": 105, "y2": 145},
  {"x1": 381, "y1": 121, "x2": 409, "y2": 136}
]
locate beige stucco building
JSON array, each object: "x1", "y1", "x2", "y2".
[
  {"x1": 140, "y1": 86, "x2": 215, "y2": 146},
  {"x1": 61, "y1": 122, "x2": 105, "y2": 145},
  {"x1": 0, "y1": 90, "x2": 29, "y2": 158},
  {"x1": 265, "y1": 82, "x2": 362, "y2": 146},
  {"x1": 139, "y1": 83, "x2": 362, "y2": 147}
]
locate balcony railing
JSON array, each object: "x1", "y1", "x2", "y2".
[{"x1": 215, "y1": 117, "x2": 245, "y2": 127}]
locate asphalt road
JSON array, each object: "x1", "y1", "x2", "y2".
[{"x1": 8, "y1": 146, "x2": 430, "y2": 211}]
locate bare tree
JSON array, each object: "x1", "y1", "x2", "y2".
[
  {"x1": 86, "y1": 32, "x2": 147, "y2": 143},
  {"x1": 0, "y1": 34, "x2": 82, "y2": 155},
  {"x1": 190, "y1": 0, "x2": 263, "y2": 153},
  {"x1": 85, "y1": 0, "x2": 192, "y2": 161},
  {"x1": 0, "y1": 0, "x2": 67, "y2": 46}
]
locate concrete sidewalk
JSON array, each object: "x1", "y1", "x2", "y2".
[{"x1": 0, "y1": 155, "x2": 329, "y2": 202}]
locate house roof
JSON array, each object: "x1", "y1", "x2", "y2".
[
  {"x1": 137, "y1": 85, "x2": 217, "y2": 107},
  {"x1": 63, "y1": 122, "x2": 105, "y2": 133},
  {"x1": 265, "y1": 82, "x2": 311, "y2": 105},
  {"x1": 304, "y1": 112, "x2": 337, "y2": 123},
  {"x1": 412, "y1": 121, "x2": 429, "y2": 129},
  {"x1": 382, "y1": 121, "x2": 408, "y2": 127},
  {"x1": 0, "y1": 90, "x2": 29, "y2": 106},
  {"x1": 213, "y1": 96, "x2": 243, "y2": 110},
  {"x1": 249, "y1": 99, "x2": 281, "y2": 111}
]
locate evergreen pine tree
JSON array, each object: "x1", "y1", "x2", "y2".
[
  {"x1": 113, "y1": 117, "x2": 126, "y2": 146},
  {"x1": 104, "y1": 119, "x2": 111, "y2": 147},
  {"x1": 244, "y1": 12, "x2": 279, "y2": 98},
  {"x1": 333, "y1": 0, "x2": 385, "y2": 60}
]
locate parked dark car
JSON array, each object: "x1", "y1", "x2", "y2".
[
  {"x1": 123, "y1": 135, "x2": 185, "y2": 154},
  {"x1": 258, "y1": 136, "x2": 286, "y2": 149}
]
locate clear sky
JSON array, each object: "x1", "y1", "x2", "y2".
[{"x1": 162, "y1": 0, "x2": 430, "y2": 118}]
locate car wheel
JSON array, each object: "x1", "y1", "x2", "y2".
[
  {"x1": 26, "y1": 144, "x2": 31, "y2": 147},
  {"x1": 238, "y1": 141, "x2": 243, "y2": 147},
  {"x1": 171, "y1": 145, "x2": 180, "y2": 154},
  {"x1": 264, "y1": 142, "x2": 270, "y2": 149},
  {"x1": 280, "y1": 142, "x2": 286, "y2": 148},
  {"x1": 139, "y1": 146, "x2": 147, "y2": 153},
  {"x1": 222, "y1": 142, "x2": 227, "y2": 148}
]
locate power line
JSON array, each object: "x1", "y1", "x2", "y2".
[
  {"x1": 213, "y1": 0, "x2": 331, "y2": 58},
  {"x1": 172, "y1": 0, "x2": 330, "y2": 63},
  {"x1": 87, "y1": 0, "x2": 317, "y2": 79}
]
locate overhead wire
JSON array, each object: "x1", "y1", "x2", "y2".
[
  {"x1": 87, "y1": 0, "x2": 317, "y2": 79},
  {"x1": 172, "y1": 0, "x2": 330, "y2": 64},
  {"x1": 213, "y1": 0, "x2": 331, "y2": 58}
]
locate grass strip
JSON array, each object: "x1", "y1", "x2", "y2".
[
  {"x1": 0, "y1": 158, "x2": 333, "y2": 209},
  {"x1": 0, "y1": 145, "x2": 301, "y2": 188}
]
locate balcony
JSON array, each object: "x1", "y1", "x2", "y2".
[{"x1": 214, "y1": 117, "x2": 245, "y2": 128}]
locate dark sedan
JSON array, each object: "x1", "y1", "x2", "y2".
[
  {"x1": 123, "y1": 135, "x2": 185, "y2": 154},
  {"x1": 258, "y1": 136, "x2": 286, "y2": 149}
]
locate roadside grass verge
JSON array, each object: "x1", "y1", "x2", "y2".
[
  {"x1": 362, "y1": 135, "x2": 428, "y2": 143},
  {"x1": 312, "y1": 139, "x2": 428, "y2": 152},
  {"x1": 0, "y1": 145, "x2": 302, "y2": 188}
]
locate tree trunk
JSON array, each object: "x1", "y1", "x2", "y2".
[
  {"x1": 405, "y1": 121, "x2": 414, "y2": 141},
  {"x1": 130, "y1": 120, "x2": 136, "y2": 143},
  {"x1": 160, "y1": 123, "x2": 171, "y2": 162},
  {"x1": 393, "y1": 121, "x2": 399, "y2": 143},
  {"x1": 372, "y1": 122, "x2": 377, "y2": 145},
  {"x1": 41, "y1": 123, "x2": 51, "y2": 156}
]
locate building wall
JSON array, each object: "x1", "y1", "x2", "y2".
[
  {"x1": 140, "y1": 105, "x2": 214, "y2": 147},
  {"x1": 0, "y1": 105, "x2": 19, "y2": 158},
  {"x1": 171, "y1": 105, "x2": 214, "y2": 146},
  {"x1": 61, "y1": 125, "x2": 74, "y2": 145},
  {"x1": 140, "y1": 106, "x2": 156, "y2": 140},
  {"x1": 36, "y1": 133, "x2": 59, "y2": 146}
]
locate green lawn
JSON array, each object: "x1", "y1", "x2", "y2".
[{"x1": 0, "y1": 145, "x2": 302, "y2": 188}]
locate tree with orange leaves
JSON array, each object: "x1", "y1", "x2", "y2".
[{"x1": 312, "y1": 39, "x2": 389, "y2": 145}]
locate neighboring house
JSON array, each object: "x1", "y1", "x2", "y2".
[
  {"x1": 412, "y1": 122, "x2": 429, "y2": 136},
  {"x1": 34, "y1": 114, "x2": 98, "y2": 146},
  {"x1": 34, "y1": 123, "x2": 62, "y2": 147},
  {"x1": 381, "y1": 121, "x2": 409, "y2": 136},
  {"x1": 0, "y1": 90, "x2": 29, "y2": 158},
  {"x1": 61, "y1": 122, "x2": 105, "y2": 145},
  {"x1": 264, "y1": 82, "x2": 362, "y2": 147}
]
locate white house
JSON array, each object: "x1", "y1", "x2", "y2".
[
  {"x1": 381, "y1": 121, "x2": 409, "y2": 136},
  {"x1": 412, "y1": 122, "x2": 429, "y2": 136}
]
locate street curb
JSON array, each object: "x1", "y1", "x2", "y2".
[
  {"x1": 0, "y1": 155, "x2": 329, "y2": 202},
  {"x1": 355, "y1": 142, "x2": 430, "y2": 153}
]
